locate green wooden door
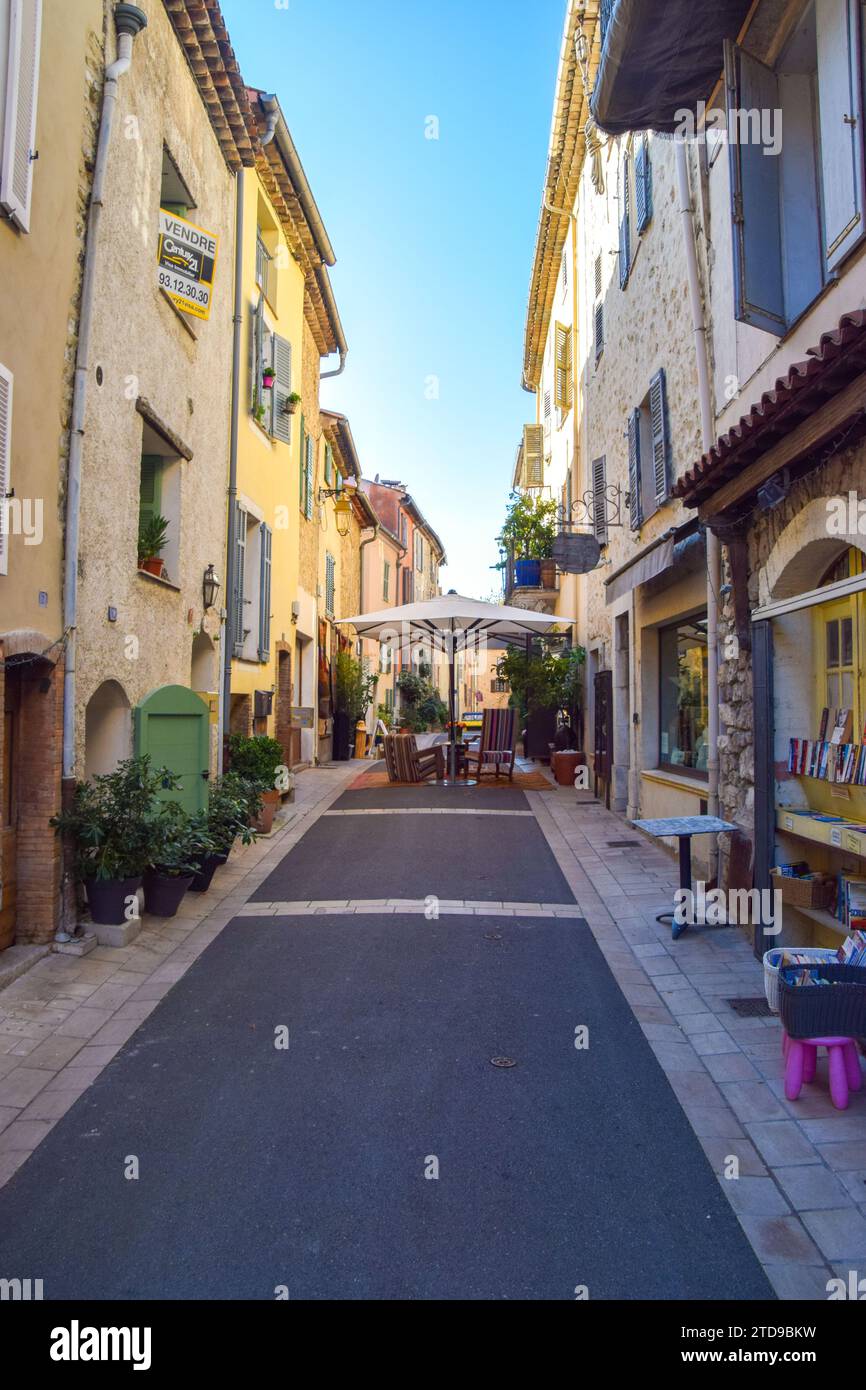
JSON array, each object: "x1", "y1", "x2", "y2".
[{"x1": 134, "y1": 685, "x2": 210, "y2": 814}]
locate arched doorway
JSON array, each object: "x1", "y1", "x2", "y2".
[
  {"x1": 134, "y1": 685, "x2": 210, "y2": 814},
  {"x1": 84, "y1": 680, "x2": 132, "y2": 780},
  {"x1": 191, "y1": 630, "x2": 217, "y2": 693}
]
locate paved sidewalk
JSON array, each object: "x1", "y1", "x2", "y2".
[
  {"x1": 529, "y1": 783, "x2": 866, "y2": 1301},
  {"x1": 0, "y1": 762, "x2": 361, "y2": 1189}
]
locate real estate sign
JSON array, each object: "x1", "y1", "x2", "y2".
[{"x1": 157, "y1": 210, "x2": 219, "y2": 321}]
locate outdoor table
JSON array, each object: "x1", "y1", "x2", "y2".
[
  {"x1": 440, "y1": 741, "x2": 474, "y2": 785},
  {"x1": 630, "y1": 815, "x2": 737, "y2": 940}
]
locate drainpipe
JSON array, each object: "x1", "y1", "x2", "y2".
[
  {"x1": 218, "y1": 104, "x2": 277, "y2": 772},
  {"x1": 57, "y1": 4, "x2": 147, "y2": 938},
  {"x1": 675, "y1": 140, "x2": 721, "y2": 878}
]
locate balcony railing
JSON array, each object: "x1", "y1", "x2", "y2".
[{"x1": 503, "y1": 554, "x2": 559, "y2": 603}]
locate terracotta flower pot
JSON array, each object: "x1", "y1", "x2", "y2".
[
  {"x1": 140, "y1": 557, "x2": 165, "y2": 578},
  {"x1": 143, "y1": 868, "x2": 194, "y2": 918},
  {"x1": 252, "y1": 789, "x2": 280, "y2": 835},
  {"x1": 85, "y1": 876, "x2": 142, "y2": 926}
]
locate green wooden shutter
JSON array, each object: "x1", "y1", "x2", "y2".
[
  {"x1": 298, "y1": 414, "x2": 305, "y2": 508},
  {"x1": 618, "y1": 152, "x2": 631, "y2": 288},
  {"x1": 649, "y1": 369, "x2": 670, "y2": 505},
  {"x1": 627, "y1": 409, "x2": 642, "y2": 530},
  {"x1": 233, "y1": 503, "x2": 246, "y2": 655},
  {"x1": 139, "y1": 455, "x2": 163, "y2": 531},
  {"x1": 258, "y1": 522, "x2": 272, "y2": 659},
  {"x1": 325, "y1": 551, "x2": 335, "y2": 615},
  {"x1": 271, "y1": 333, "x2": 292, "y2": 443},
  {"x1": 304, "y1": 436, "x2": 314, "y2": 520}
]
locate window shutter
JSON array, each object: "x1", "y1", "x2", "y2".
[
  {"x1": 324, "y1": 442, "x2": 333, "y2": 485},
  {"x1": 725, "y1": 40, "x2": 785, "y2": 335},
  {"x1": 817, "y1": 0, "x2": 866, "y2": 271},
  {"x1": 594, "y1": 302, "x2": 604, "y2": 359},
  {"x1": 522, "y1": 425, "x2": 544, "y2": 486},
  {"x1": 592, "y1": 456, "x2": 608, "y2": 544},
  {"x1": 594, "y1": 254, "x2": 602, "y2": 298},
  {"x1": 271, "y1": 333, "x2": 292, "y2": 444},
  {"x1": 0, "y1": 364, "x2": 11, "y2": 575},
  {"x1": 635, "y1": 134, "x2": 652, "y2": 232},
  {"x1": 258, "y1": 522, "x2": 272, "y2": 660},
  {"x1": 233, "y1": 504, "x2": 246, "y2": 655},
  {"x1": 138, "y1": 455, "x2": 163, "y2": 533},
  {"x1": 298, "y1": 414, "x2": 305, "y2": 507},
  {"x1": 618, "y1": 152, "x2": 631, "y2": 288},
  {"x1": 627, "y1": 408, "x2": 642, "y2": 530},
  {"x1": 383, "y1": 559, "x2": 390, "y2": 601},
  {"x1": 304, "y1": 435, "x2": 314, "y2": 520},
  {"x1": 251, "y1": 295, "x2": 264, "y2": 412},
  {"x1": 555, "y1": 323, "x2": 572, "y2": 410},
  {"x1": 649, "y1": 369, "x2": 670, "y2": 505},
  {"x1": 561, "y1": 248, "x2": 568, "y2": 293},
  {"x1": 325, "y1": 552, "x2": 335, "y2": 615},
  {"x1": 0, "y1": 0, "x2": 42, "y2": 232}
]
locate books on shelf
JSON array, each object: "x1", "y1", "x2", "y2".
[{"x1": 787, "y1": 718, "x2": 866, "y2": 786}]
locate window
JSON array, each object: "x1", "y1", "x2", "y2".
[
  {"x1": 0, "y1": 362, "x2": 11, "y2": 576},
  {"x1": 383, "y1": 559, "x2": 390, "y2": 602},
  {"x1": 0, "y1": 0, "x2": 42, "y2": 232},
  {"x1": 160, "y1": 146, "x2": 195, "y2": 218},
  {"x1": 627, "y1": 369, "x2": 671, "y2": 529},
  {"x1": 402, "y1": 568, "x2": 414, "y2": 603},
  {"x1": 138, "y1": 424, "x2": 181, "y2": 583},
  {"x1": 258, "y1": 523, "x2": 272, "y2": 660},
  {"x1": 491, "y1": 678, "x2": 509, "y2": 694},
  {"x1": 414, "y1": 531, "x2": 423, "y2": 572},
  {"x1": 324, "y1": 442, "x2": 334, "y2": 486},
  {"x1": 325, "y1": 551, "x2": 335, "y2": 617},
  {"x1": 659, "y1": 617, "x2": 709, "y2": 775},
  {"x1": 594, "y1": 302, "x2": 604, "y2": 361},
  {"x1": 255, "y1": 229, "x2": 274, "y2": 304},
  {"x1": 251, "y1": 298, "x2": 292, "y2": 442},
  {"x1": 554, "y1": 323, "x2": 572, "y2": 412},
  {"x1": 634, "y1": 133, "x2": 653, "y2": 233},
  {"x1": 592, "y1": 456, "x2": 608, "y2": 544},
  {"x1": 725, "y1": 1, "x2": 863, "y2": 335},
  {"x1": 399, "y1": 513, "x2": 408, "y2": 547},
  {"x1": 824, "y1": 611, "x2": 856, "y2": 709}
]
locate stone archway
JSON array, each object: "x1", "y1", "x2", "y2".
[
  {"x1": 762, "y1": 497, "x2": 861, "y2": 603},
  {"x1": 84, "y1": 680, "x2": 133, "y2": 780}
]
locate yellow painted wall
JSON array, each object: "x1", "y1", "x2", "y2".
[{"x1": 231, "y1": 165, "x2": 305, "y2": 733}]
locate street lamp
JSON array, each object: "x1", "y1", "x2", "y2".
[
  {"x1": 202, "y1": 563, "x2": 221, "y2": 610},
  {"x1": 319, "y1": 477, "x2": 357, "y2": 539}
]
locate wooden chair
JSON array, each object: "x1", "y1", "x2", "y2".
[
  {"x1": 465, "y1": 708, "x2": 517, "y2": 781},
  {"x1": 383, "y1": 733, "x2": 445, "y2": 784}
]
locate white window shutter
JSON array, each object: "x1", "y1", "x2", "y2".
[
  {"x1": 817, "y1": 0, "x2": 866, "y2": 271},
  {"x1": 0, "y1": 363, "x2": 11, "y2": 575},
  {"x1": 1, "y1": 0, "x2": 42, "y2": 233},
  {"x1": 271, "y1": 333, "x2": 292, "y2": 444}
]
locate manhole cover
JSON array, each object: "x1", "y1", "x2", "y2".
[
  {"x1": 726, "y1": 997, "x2": 774, "y2": 1018},
  {"x1": 490, "y1": 1056, "x2": 517, "y2": 1068},
  {"x1": 607, "y1": 839, "x2": 640, "y2": 848}
]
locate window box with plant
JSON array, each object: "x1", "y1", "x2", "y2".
[
  {"x1": 138, "y1": 514, "x2": 170, "y2": 579},
  {"x1": 283, "y1": 391, "x2": 301, "y2": 417}
]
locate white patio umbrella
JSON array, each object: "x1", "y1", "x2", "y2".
[{"x1": 339, "y1": 593, "x2": 576, "y2": 781}]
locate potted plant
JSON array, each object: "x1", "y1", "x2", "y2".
[
  {"x1": 498, "y1": 492, "x2": 557, "y2": 590},
  {"x1": 334, "y1": 651, "x2": 378, "y2": 760},
  {"x1": 138, "y1": 514, "x2": 169, "y2": 578},
  {"x1": 283, "y1": 391, "x2": 301, "y2": 416},
  {"x1": 50, "y1": 756, "x2": 177, "y2": 925},
  {"x1": 262, "y1": 362, "x2": 276, "y2": 391},
  {"x1": 189, "y1": 775, "x2": 258, "y2": 891},
  {"x1": 497, "y1": 641, "x2": 584, "y2": 761},
  {"x1": 142, "y1": 801, "x2": 203, "y2": 917},
  {"x1": 226, "y1": 733, "x2": 285, "y2": 833}
]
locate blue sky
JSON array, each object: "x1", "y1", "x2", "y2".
[{"x1": 221, "y1": 0, "x2": 565, "y2": 598}]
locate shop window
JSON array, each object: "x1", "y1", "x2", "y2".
[{"x1": 658, "y1": 616, "x2": 709, "y2": 776}]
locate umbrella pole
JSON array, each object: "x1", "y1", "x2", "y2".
[{"x1": 449, "y1": 621, "x2": 456, "y2": 781}]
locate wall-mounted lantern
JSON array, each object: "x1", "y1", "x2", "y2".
[{"x1": 202, "y1": 562, "x2": 221, "y2": 610}]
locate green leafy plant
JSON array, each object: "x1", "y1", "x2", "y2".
[
  {"x1": 226, "y1": 733, "x2": 284, "y2": 792},
  {"x1": 396, "y1": 668, "x2": 447, "y2": 733},
  {"x1": 497, "y1": 642, "x2": 585, "y2": 719},
  {"x1": 335, "y1": 651, "x2": 378, "y2": 723},
  {"x1": 137, "y1": 514, "x2": 169, "y2": 566},
  {"x1": 497, "y1": 491, "x2": 557, "y2": 563},
  {"x1": 50, "y1": 756, "x2": 179, "y2": 882},
  {"x1": 207, "y1": 773, "x2": 258, "y2": 853},
  {"x1": 144, "y1": 801, "x2": 212, "y2": 878}
]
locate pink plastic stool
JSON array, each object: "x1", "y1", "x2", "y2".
[{"x1": 783, "y1": 1033, "x2": 863, "y2": 1110}]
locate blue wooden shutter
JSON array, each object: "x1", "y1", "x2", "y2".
[
  {"x1": 271, "y1": 333, "x2": 292, "y2": 443},
  {"x1": 649, "y1": 369, "x2": 670, "y2": 505},
  {"x1": 258, "y1": 523, "x2": 272, "y2": 659},
  {"x1": 594, "y1": 302, "x2": 604, "y2": 359},
  {"x1": 635, "y1": 134, "x2": 652, "y2": 232},
  {"x1": 725, "y1": 40, "x2": 785, "y2": 335},
  {"x1": 817, "y1": 0, "x2": 866, "y2": 271},
  {"x1": 233, "y1": 504, "x2": 246, "y2": 655},
  {"x1": 627, "y1": 409, "x2": 642, "y2": 530},
  {"x1": 618, "y1": 151, "x2": 631, "y2": 288},
  {"x1": 592, "y1": 456, "x2": 607, "y2": 543}
]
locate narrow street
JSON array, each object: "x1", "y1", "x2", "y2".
[{"x1": 0, "y1": 769, "x2": 772, "y2": 1301}]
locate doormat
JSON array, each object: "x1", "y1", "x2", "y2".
[
  {"x1": 347, "y1": 768, "x2": 554, "y2": 791},
  {"x1": 726, "y1": 997, "x2": 774, "y2": 1018}
]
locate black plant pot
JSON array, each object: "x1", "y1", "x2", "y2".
[
  {"x1": 143, "y1": 868, "x2": 194, "y2": 918},
  {"x1": 189, "y1": 852, "x2": 229, "y2": 893},
  {"x1": 333, "y1": 709, "x2": 352, "y2": 761},
  {"x1": 85, "y1": 876, "x2": 142, "y2": 926},
  {"x1": 525, "y1": 706, "x2": 558, "y2": 760}
]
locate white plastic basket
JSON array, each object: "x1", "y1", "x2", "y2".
[{"x1": 763, "y1": 947, "x2": 839, "y2": 1013}]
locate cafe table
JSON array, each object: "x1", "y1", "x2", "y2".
[{"x1": 630, "y1": 815, "x2": 737, "y2": 940}]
